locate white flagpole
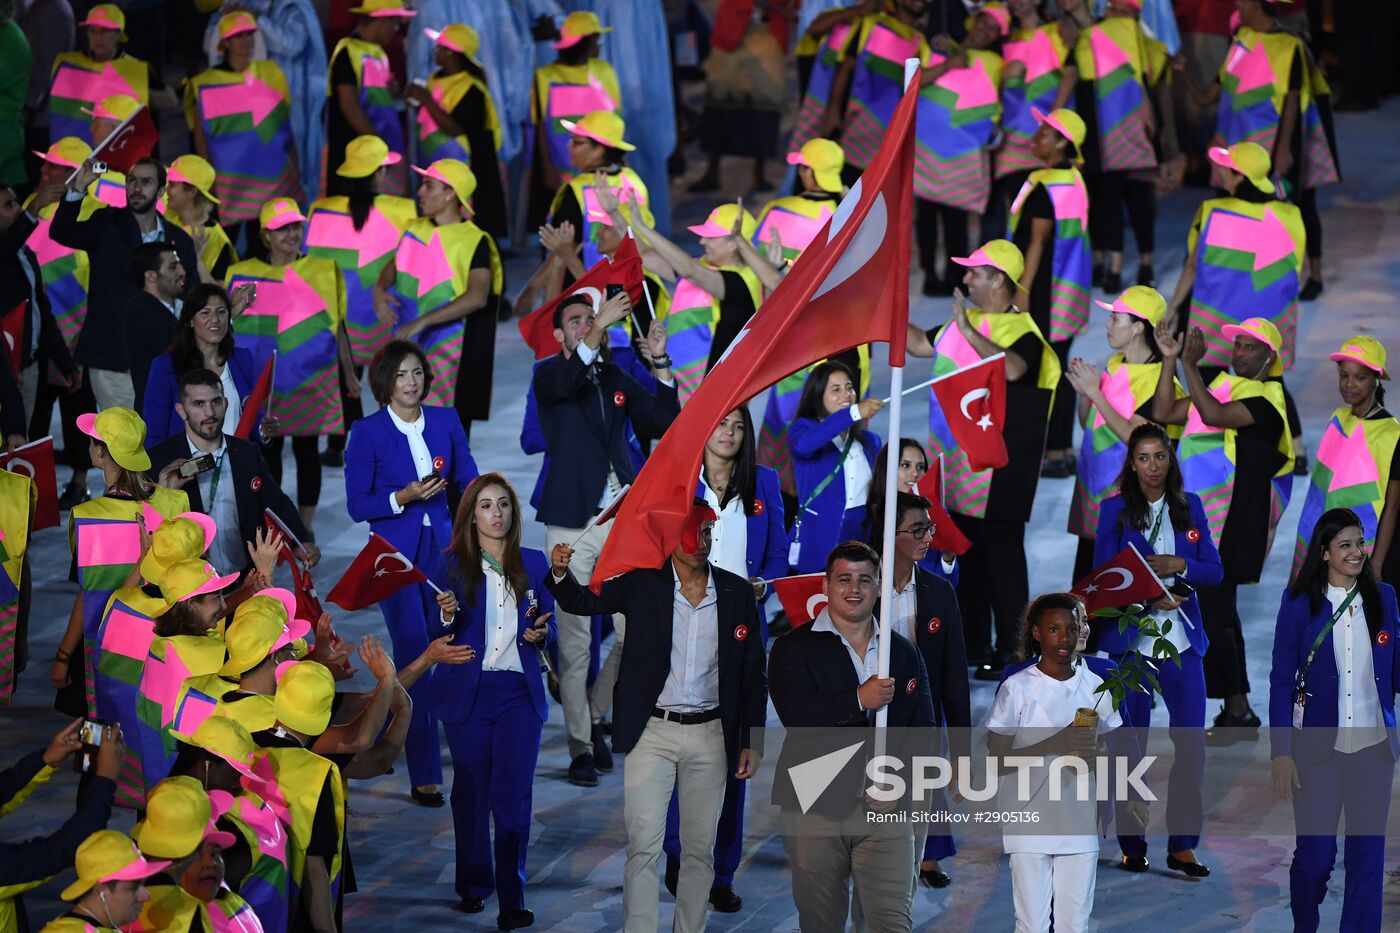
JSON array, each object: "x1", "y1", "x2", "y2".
[{"x1": 875, "y1": 58, "x2": 921, "y2": 730}]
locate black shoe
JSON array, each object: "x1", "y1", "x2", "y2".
[
  {"x1": 922, "y1": 276, "x2": 954, "y2": 297},
  {"x1": 1166, "y1": 853, "x2": 1211, "y2": 877},
  {"x1": 973, "y1": 663, "x2": 1002, "y2": 682},
  {"x1": 1102, "y1": 270, "x2": 1123, "y2": 294},
  {"x1": 664, "y1": 856, "x2": 678, "y2": 897},
  {"x1": 1136, "y1": 265, "x2": 1155, "y2": 288},
  {"x1": 1119, "y1": 855, "x2": 1149, "y2": 873},
  {"x1": 1205, "y1": 706, "x2": 1261, "y2": 746},
  {"x1": 319, "y1": 448, "x2": 344, "y2": 468},
  {"x1": 709, "y1": 885, "x2": 743, "y2": 912},
  {"x1": 411, "y1": 787, "x2": 445, "y2": 808},
  {"x1": 1293, "y1": 453, "x2": 1309, "y2": 477},
  {"x1": 1092, "y1": 263, "x2": 1104, "y2": 288},
  {"x1": 920, "y1": 867, "x2": 951, "y2": 888},
  {"x1": 687, "y1": 173, "x2": 720, "y2": 194},
  {"x1": 1299, "y1": 278, "x2": 1324, "y2": 301},
  {"x1": 1040, "y1": 457, "x2": 1073, "y2": 478},
  {"x1": 497, "y1": 908, "x2": 535, "y2": 930},
  {"x1": 599, "y1": 718, "x2": 612, "y2": 736},
  {"x1": 591, "y1": 723, "x2": 614, "y2": 773},
  {"x1": 455, "y1": 897, "x2": 485, "y2": 913},
  {"x1": 58, "y1": 481, "x2": 89, "y2": 510},
  {"x1": 568, "y1": 753, "x2": 598, "y2": 787}
]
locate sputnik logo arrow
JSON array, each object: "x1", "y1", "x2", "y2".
[{"x1": 789, "y1": 741, "x2": 866, "y2": 814}]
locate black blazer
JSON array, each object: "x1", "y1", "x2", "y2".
[
  {"x1": 890, "y1": 566, "x2": 972, "y2": 759},
  {"x1": 546, "y1": 560, "x2": 767, "y2": 769},
  {"x1": 531, "y1": 351, "x2": 679, "y2": 527},
  {"x1": 768, "y1": 620, "x2": 935, "y2": 814},
  {"x1": 147, "y1": 432, "x2": 311, "y2": 549},
  {"x1": 48, "y1": 194, "x2": 197, "y2": 371},
  {"x1": 124, "y1": 292, "x2": 180, "y2": 418}
]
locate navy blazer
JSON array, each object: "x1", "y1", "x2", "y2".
[
  {"x1": 1268, "y1": 585, "x2": 1400, "y2": 763},
  {"x1": 431, "y1": 549, "x2": 558, "y2": 724},
  {"x1": 1093, "y1": 493, "x2": 1223, "y2": 656},
  {"x1": 697, "y1": 465, "x2": 789, "y2": 593},
  {"x1": 532, "y1": 351, "x2": 679, "y2": 528},
  {"x1": 344, "y1": 405, "x2": 479, "y2": 555},
  {"x1": 788, "y1": 410, "x2": 881, "y2": 574},
  {"x1": 143, "y1": 348, "x2": 259, "y2": 448}
]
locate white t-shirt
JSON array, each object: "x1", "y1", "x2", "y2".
[{"x1": 986, "y1": 661, "x2": 1122, "y2": 854}]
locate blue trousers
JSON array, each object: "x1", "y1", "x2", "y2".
[
  {"x1": 1290, "y1": 740, "x2": 1394, "y2": 933},
  {"x1": 664, "y1": 772, "x2": 745, "y2": 886},
  {"x1": 378, "y1": 528, "x2": 445, "y2": 788},
  {"x1": 1114, "y1": 648, "x2": 1206, "y2": 857},
  {"x1": 442, "y1": 671, "x2": 543, "y2": 911}
]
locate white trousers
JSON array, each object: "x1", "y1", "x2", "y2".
[{"x1": 1009, "y1": 851, "x2": 1097, "y2": 933}]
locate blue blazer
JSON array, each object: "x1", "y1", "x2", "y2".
[
  {"x1": 788, "y1": 409, "x2": 880, "y2": 574},
  {"x1": 837, "y1": 504, "x2": 960, "y2": 586},
  {"x1": 1268, "y1": 585, "x2": 1400, "y2": 763},
  {"x1": 143, "y1": 348, "x2": 259, "y2": 448},
  {"x1": 431, "y1": 549, "x2": 558, "y2": 725},
  {"x1": 696, "y1": 465, "x2": 789, "y2": 594},
  {"x1": 1093, "y1": 493, "x2": 1223, "y2": 657},
  {"x1": 344, "y1": 405, "x2": 479, "y2": 555}
]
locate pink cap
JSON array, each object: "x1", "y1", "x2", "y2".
[
  {"x1": 273, "y1": 617, "x2": 313, "y2": 655},
  {"x1": 687, "y1": 219, "x2": 729, "y2": 238},
  {"x1": 200, "y1": 793, "x2": 238, "y2": 849},
  {"x1": 76, "y1": 412, "x2": 102, "y2": 443},
  {"x1": 978, "y1": 5, "x2": 1011, "y2": 36},
  {"x1": 182, "y1": 563, "x2": 241, "y2": 601},
  {"x1": 588, "y1": 208, "x2": 613, "y2": 226},
  {"x1": 79, "y1": 8, "x2": 124, "y2": 30}
]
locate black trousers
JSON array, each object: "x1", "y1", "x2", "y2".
[
  {"x1": 1298, "y1": 187, "x2": 1322, "y2": 261},
  {"x1": 953, "y1": 514, "x2": 1028, "y2": 667},
  {"x1": 1047, "y1": 339, "x2": 1076, "y2": 451},
  {"x1": 982, "y1": 170, "x2": 1028, "y2": 243},
  {"x1": 265, "y1": 436, "x2": 322, "y2": 511},
  {"x1": 916, "y1": 199, "x2": 969, "y2": 287},
  {"x1": 1088, "y1": 172, "x2": 1156, "y2": 255},
  {"x1": 1198, "y1": 579, "x2": 1250, "y2": 699},
  {"x1": 30, "y1": 372, "x2": 95, "y2": 472}
]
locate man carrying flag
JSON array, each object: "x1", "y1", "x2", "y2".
[
  {"x1": 909, "y1": 239, "x2": 1059, "y2": 681},
  {"x1": 534, "y1": 287, "x2": 679, "y2": 788}
]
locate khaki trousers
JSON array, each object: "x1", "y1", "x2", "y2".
[
  {"x1": 545, "y1": 518, "x2": 614, "y2": 759},
  {"x1": 780, "y1": 810, "x2": 915, "y2": 933}
]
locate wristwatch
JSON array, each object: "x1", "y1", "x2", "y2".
[{"x1": 651, "y1": 355, "x2": 673, "y2": 369}]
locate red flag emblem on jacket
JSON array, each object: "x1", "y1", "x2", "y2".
[
  {"x1": 1071, "y1": 544, "x2": 1166, "y2": 614},
  {"x1": 930, "y1": 353, "x2": 1008, "y2": 471},
  {"x1": 772, "y1": 573, "x2": 828, "y2": 627}
]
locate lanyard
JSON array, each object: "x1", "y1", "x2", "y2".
[
  {"x1": 1296, "y1": 587, "x2": 1361, "y2": 691},
  {"x1": 797, "y1": 433, "x2": 856, "y2": 526},
  {"x1": 206, "y1": 451, "x2": 225, "y2": 507},
  {"x1": 1146, "y1": 500, "x2": 1166, "y2": 550}
]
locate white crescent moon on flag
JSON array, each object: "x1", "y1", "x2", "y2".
[
  {"x1": 813, "y1": 188, "x2": 887, "y2": 300},
  {"x1": 575, "y1": 286, "x2": 603, "y2": 312},
  {"x1": 806, "y1": 593, "x2": 829, "y2": 619},
  {"x1": 5, "y1": 458, "x2": 34, "y2": 478},
  {"x1": 373, "y1": 552, "x2": 414, "y2": 574},
  {"x1": 959, "y1": 388, "x2": 990, "y2": 419},
  {"x1": 1094, "y1": 567, "x2": 1133, "y2": 591}
]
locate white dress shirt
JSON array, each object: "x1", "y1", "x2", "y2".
[
  {"x1": 891, "y1": 574, "x2": 918, "y2": 643},
  {"x1": 219, "y1": 362, "x2": 243, "y2": 436},
  {"x1": 188, "y1": 434, "x2": 242, "y2": 571},
  {"x1": 811, "y1": 609, "x2": 880, "y2": 705},
  {"x1": 386, "y1": 406, "x2": 433, "y2": 525},
  {"x1": 656, "y1": 569, "x2": 720, "y2": 712},
  {"x1": 699, "y1": 470, "x2": 748, "y2": 581},
  {"x1": 836, "y1": 410, "x2": 872, "y2": 510},
  {"x1": 480, "y1": 558, "x2": 524, "y2": 673},
  {"x1": 1135, "y1": 495, "x2": 1191, "y2": 657},
  {"x1": 1327, "y1": 583, "x2": 1385, "y2": 753}
]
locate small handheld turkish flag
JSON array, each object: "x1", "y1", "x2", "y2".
[
  {"x1": 518, "y1": 236, "x2": 645, "y2": 360},
  {"x1": 930, "y1": 353, "x2": 1008, "y2": 471},
  {"x1": 915, "y1": 456, "x2": 971, "y2": 556},
  {"x1": 326, "y1": 533, "x2": 428, "y2": 611},
  {"x1": 772, "y1": 573, "x2": 829, "y2": 627},
  {"x1": 1071, "y1": 544, "x2": 1166, "y2": 614},
  {"x1": 0, "y1": 436, "x2": 59, "y2": 530},
  {"x1": 92, "y1": 106, "x2": 158, "y2": 174},
  {"x1": 1, "y1": 301, "x2": 25, "y2": 377},
  {"x1": 235, "y1": 353, "x2": 275, "y2": 439}
]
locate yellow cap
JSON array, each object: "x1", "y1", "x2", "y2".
[
  {"x1": 60, "y1": 830, "x2": 170, "y2": 901},
  {"x1": 34, "y1": 136, "x2": 92, "y2": 170},
  {"x1": 79, "y1": 3, "x2": 128, "y2": 40},
  {"x1": 425, "y1": 24, "x2": 481, "y2": 65},
  {"x1": 554, "y1": 10, "x2": 612, "y2": 49},
  {"x1": 168, "y1": 154, "x2": 220, "y2": 204},
  {"x1": 558, "y1": 110, "x2": 634, "y2": 152},
  {"x1": 348, "y1": 0, "x2": 416, "y2": 16},
  {"x1": 1034, "y1": 106, "x2": 1086, "y2": 162},
  {"x1": 82, "y1": 93, "x2": 140, "y2": 123},
  {"x1": 168, "y1": 715, "x2": 257, "y2": 778},
  {"x1": 217, "y1": 10, "x2": 258, "y2": 40},
  {"x1": 1095, "y1": 285, "x2": 1166, "y2": 327},
  {"x1": 786, "y1": 139, "x2": 845, "y2": 193},
  {"x1": 140, "y1": 513, "x2": 217, "y2": 583},
  {"x1": 1209, "y1": 141, "x2": 1274, "y2": 195},
  {"x1": 259, "y1": 196, "x2": 307, "y2": 231},
  {"x1": 337, "y1": 134, "x2": 404, "y2": 178},
  {"x1": 220, "y1": 595, "x2": 291, "y2": 677},
  {"x1": 687, "y1": 203, "x2": 758, "y2": 240},
  {"x1": 156, "y1": 559, "x2": 238, "y2": 611},
  {"x1": 1331, "y1": 335, "x2": 1390, "y2": 380},
  {"x1": 133, "y1": 777, "x2": 214, "y2": 860},
  {"x1": 274, "y1": 661, "x2": 336, "y2": 736},
  {"x1": 950, "y1": 239, "x2": 1025, "y2": 291},
  {"x1": 1221, "y1": 317, "x2": 1285, "y2": 377},
  {"x1": 412, "y1": 158, "x2": 476, "y2": 211},
  {"x1": 76, "y1": 408, "x2": 150, "y2": 471}
]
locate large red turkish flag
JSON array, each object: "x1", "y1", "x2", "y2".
[
  {"x1": 930, "y1": 353, "x2": 1008, "y2": 471},
  {"x1": 588, "y1": 76, "x2": 921, "y2": 590}
]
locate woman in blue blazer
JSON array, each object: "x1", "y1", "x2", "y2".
[
  {"x1": 1093, "y1": 422, "x2": 1222, "y2": 877},
  {"x1": 433, "y1": 472, "x2": 555, "y2": 929},
  {"x1": 344, "y1": 339, "x2": 478, "y2": 806},
  {"x1": 787, "y1": 359, "x2": 882, "y2": 574},
  {"x1": 1270, "y1": 508, "x2": 1400, "y2": 933},
  {"x1": 143, "y1": 283, "x2": 260, "y2": 446}
]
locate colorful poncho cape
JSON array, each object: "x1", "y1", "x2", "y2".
[
  {"x1": 1074, "y1": 17, "x2": 1162, "y2": 173},
  {"x1": 0, "y1": 471, "x2": 33, "y2": 705},
  {"x1": 914, "y1": 47, "x2": 1002, "y2": 212},
  {"x1": 791, "y1": 19, "x2": 857, "y2": 149},
  {"x1": 548, "y1": 167, "x2": 653, "y2": 269},
  {"x1": 663, "y1": 265, "x2": 763, "y2": 404},
  {"x1": 839, "y1": 14, "x2": 929, "y2": 171},
  {"x1": 531, "y1": 59, "x2": 622, "y2": 182},
  {"x1": 48, "y1": 51, "x2": 149, "y2": 146},
  {"x1": 417, "y1": 69, "x2": 503, "y2": 168},
  {"x1": 996, "y1": 23, "x2": 1072, "y2": 179},
  {"x1": 1009, "y1": 166, "x2": 1093, "y2": 341},
  {"x1": 324, "y1": 37, "x2": 407, "y2": 192}
]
